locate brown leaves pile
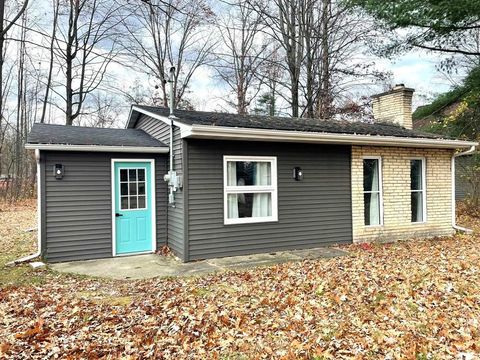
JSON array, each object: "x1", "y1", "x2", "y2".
[{"x1": 1, "y1": 204, "x2": 480, "y2": 359}]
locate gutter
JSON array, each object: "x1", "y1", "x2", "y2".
[
  {"x1": 24, "y1": 143, "x2": 169, "y2": 153},
  {"x1": 7, "y1": 149, "x2": 42, "y2": 265},
  {"x1": 451, "y1": 145, "x2": 476, "y2": 234},
  {"x1": 181, "y1": 125, "x2": 478, "y2": 149}
]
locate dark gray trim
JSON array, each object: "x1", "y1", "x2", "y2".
[
  {"x1": 182, "y1": 139, "x2": 189, "y2": 262},
  {"x1": 40, "y1": 151, "x2": 47, "y2": 258}
]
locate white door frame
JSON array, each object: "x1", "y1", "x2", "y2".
[{"x1": 111, "y1": 158, "x2": 156, "y2": 257}]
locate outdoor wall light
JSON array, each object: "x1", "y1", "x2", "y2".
[
  {"x1": 293, "y1": 167, "x2": 303, "y2": 181},
  {"x1": 54, "y1": 164, "x2": 65, "y2": 180}
]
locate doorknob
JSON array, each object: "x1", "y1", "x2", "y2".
[{"x1": 115, "y1": 213, "x2": 123, "y2": 217}]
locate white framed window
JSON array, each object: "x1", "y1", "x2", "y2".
[
  {"x1": 410, "y1": 158, "x2": 427, "y2": 223},
  {"x1": 223, "y1": 156, "x2": 278, "y2": 225},
  {"x1": 119, "y1": 167, "x2": 147, "y2": 210},
  {"x1": 363, "y1": 157, "x2": 383, "y2": 226}
]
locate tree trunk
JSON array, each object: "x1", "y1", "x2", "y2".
[
  {"x1": 40, "y1": 0, "x2": 59, "y2": 124},
  {"x1": 318, "y1": 0, "x2": 330, "y2": 118},
  {"x1": 0, "y1": 0, "x2": 5, "y2": 152}
]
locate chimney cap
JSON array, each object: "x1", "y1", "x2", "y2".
[{"x1": 371, "y1": 84, "x2": 415, "y2": 99}]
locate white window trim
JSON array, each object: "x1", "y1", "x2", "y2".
[
  {"x1": 223, "y1": 155, "x2": 278, "y2": 225},
  {"x1": 111, "y1": 159, "x2": 156, "y2": 257},
  {"x1": 410, "y1": 157, "x2": 427, "y2": 224},
  {"x1": 363, "y1": 156, "x2": 384, "y2": 227}
]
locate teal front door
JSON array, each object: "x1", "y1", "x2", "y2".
[{"x1": 114, "y1": 161, "x2": 154, "y2": 255}]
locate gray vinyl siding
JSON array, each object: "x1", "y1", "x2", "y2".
[
  {"x1": 186, "y1": 139, "x2": 352, "y2": 261},
  {"x1": 42, "y1": 151, "x2": 167, "y2": 262},
  {"x1": 135, "y1": 115, "x2": 185, "y2": 260},
  {"x1": 455, "y1": 155, "x2": 473, "y2": 200}
]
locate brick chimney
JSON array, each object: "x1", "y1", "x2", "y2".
[{"x1": 371, "y1": 84, "x2": 414, "y2": 129}]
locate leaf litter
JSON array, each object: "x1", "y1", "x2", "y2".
[{"x1": 0, "y1": 202, "x2": 479, "y2": 359}]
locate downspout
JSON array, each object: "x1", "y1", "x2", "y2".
[
  {"x1": 451, "y1": 145, "x2": 476, "y2": 234},
  {"x1": 7, "y1": 149, "x2": 42, "y2": 265}
]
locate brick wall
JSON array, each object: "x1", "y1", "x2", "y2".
[{"x1": 351, "y1": 146, "x2": 455, "y2": 243}]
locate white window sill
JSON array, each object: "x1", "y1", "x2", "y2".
[{"x1": 224, "y1": 216, "x2": 278, "y2": 225}]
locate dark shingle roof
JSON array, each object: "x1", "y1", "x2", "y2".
[
  {"x1": 133, "y1": 105, "x2": 447, "y2": 140},
  {"x1": 27, "y1": 123, "x2": 167, "y2": 148}
]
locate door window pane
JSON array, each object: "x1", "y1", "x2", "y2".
[
  {"x1": 120, "y1": 169, "x2": 128, "y2": 182},
  {"x1": 129, "y1": 169, "x2": 137, "y2": 181},
  {"x1": 138, "y1": 196, "x2": 146, "y2": 209},
  {"x1": 121, "y1": 196, "x2": 129, "y2": 209},
  {"x1": 130, "y1": 183, "x2": 137, "y2": 196},
  {"x1": 119, "y1": 167, "x2": 147, "y2": 210},
  {"x1": 130, "y1": 196, "x2": 137, "y2": 209}
]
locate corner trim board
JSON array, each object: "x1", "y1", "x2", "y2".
[{"x1": 182, "y1": 139, "x2": 189, "y2": 262}]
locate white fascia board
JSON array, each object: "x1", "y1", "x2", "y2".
[
  {"x1": 182, "y1": 124, "x2": 478, "y2": 149},
  {"x1": 130, "y1": 105, "x2": 191, "y2": 131},
  {"x1": 25, "y1": 143, "x2": 170, "y2": 153}
]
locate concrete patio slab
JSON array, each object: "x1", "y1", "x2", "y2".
[{"x1": 51, "y1": 246, "x2": 348, "y2": 280}]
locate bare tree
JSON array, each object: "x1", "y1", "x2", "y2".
[
  {"x1": 49, "y1": 0, "x2": 124, "y2": 125},
  {"x1": 247, "y1": 0, "x2": 386, "y2": 119},
  {"x1": 0, "y1": 0, "x2": 29, "y2": 125},
  {"x1": 247, "y1": 0, "x2": 314, "y2": 118},
  {"x1": 39, "y1": 0, "x2": 59, "y2": 124},
  {"x1": 0, "y1": 0, "x2": 29, "y2": 183},
  {"x1": 213, "y1": 1, "x2": 268, "y2": 114},
  {"x1": 121, "y1": 0, "x2": 215, "y2": 108}
]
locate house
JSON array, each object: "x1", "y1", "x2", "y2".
[
  {"x1": 454, "y1": 153, "x2": 478, "y2": 201},
  {"x1": 413, "y1": 99, "x2": 478, "y2": 201},
  {"x1": 25, "y1": 85, "x2": 478, "y2": 263}
]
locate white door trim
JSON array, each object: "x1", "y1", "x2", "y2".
[{"x1": 111, "y1": 158, "x2": 156, "y2": 257}]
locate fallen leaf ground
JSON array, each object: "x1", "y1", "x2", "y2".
[{"x1": 1, "y1": 201, "x2": 480, "y2": 359}]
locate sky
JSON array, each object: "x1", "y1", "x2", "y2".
[
  {"x1": 175, "y1": 50, "x2": 455, "y2": 117},
  {"x1": 11, "y1": 0, "x2": 465, "y2": 127}
]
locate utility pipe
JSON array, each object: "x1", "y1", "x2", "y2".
[
  {"x1": 451, "y1": 145, "x2": 476, "y2": 234},
  {"x1": 168, "y1": 66, "x2": 175, "y2": 206}
]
